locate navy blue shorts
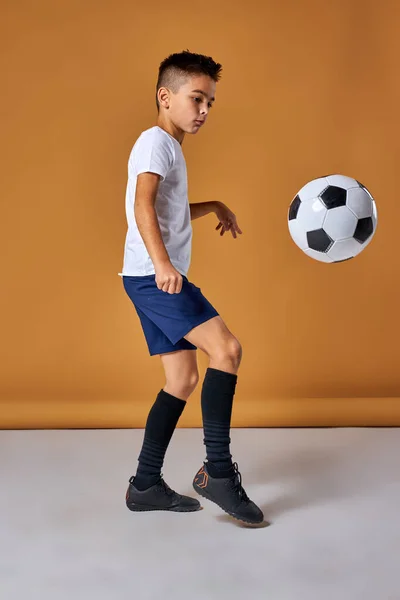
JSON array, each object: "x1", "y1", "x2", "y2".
[{"x1": 122, "y1": 274, "x2": 219, "y2": 356}]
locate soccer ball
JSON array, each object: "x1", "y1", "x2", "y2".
[{"x1": 288, "y1": 174, "x2": 377, "y2": 263}]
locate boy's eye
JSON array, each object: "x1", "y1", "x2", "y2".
[{"x1": 193, "y1": 97, "x2": 213, "y2": 108}]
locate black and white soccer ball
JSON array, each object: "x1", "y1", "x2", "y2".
[{"x1": 288, "y1": 174, "x2": 377, "y2": 263}]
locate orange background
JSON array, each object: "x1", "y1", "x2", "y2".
[{"x1": 1, "y1": 0, "x2": 399, "y2": 428}]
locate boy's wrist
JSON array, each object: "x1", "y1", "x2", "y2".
[{"x1": 154, "y1": 258, "x2": 172, "y2": 269}]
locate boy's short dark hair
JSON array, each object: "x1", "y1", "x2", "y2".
[{"x1": 156, "y1": 50, "x2": 222, "y2": 111}]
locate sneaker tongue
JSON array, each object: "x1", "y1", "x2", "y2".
[
  {"x1": 159, "y1": 479, "x2": 174, "y2": 495},
  {"x1": 231, "y1": 473, "x2": 248, "y2": 500}
]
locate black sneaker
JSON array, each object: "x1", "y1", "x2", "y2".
[
  {"x1": 126, "y1": 475, "x2": 201, "y2": 513},
  {"x1": 193, "y1": 461, "x2": 264, "y2": 525}
]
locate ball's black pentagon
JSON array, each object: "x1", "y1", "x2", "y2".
[
  {"x1": 307, "y1": 229, "x2": 333, "y2": 252},
  {"x1": 334, "y1": 256, "x2": 354, "y2": 263},
  {"x1": 288, "y1": 195, "x2": 301, "y2": 220},
  {"x1": 354, "y1": 217, "x2": 373, "y2": 243},
  {"x1": 319, "y1": 185, "x2": 347, "y2": 209}
]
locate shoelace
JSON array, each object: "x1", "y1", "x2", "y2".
[
  {"x1": 230, "y1": 462, "x2": 250, "y2": 502},
  {"x1": 158, "y1": 475, "x2": 175, "y2": 496},
  {"x1": 130, "y1": 474, "x2": 175, "y2": 496}
]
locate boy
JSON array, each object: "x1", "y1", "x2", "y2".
[{"x1": 118, "y1": 50, "x2": 264, "y2": 525}]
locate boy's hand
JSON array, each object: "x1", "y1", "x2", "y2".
[
  {"x1": 155, "y1": 262, "x2": 183, "y2": 294},
  {"x1": 214, "y1": 202, "x2": 243, "y2": 239}
]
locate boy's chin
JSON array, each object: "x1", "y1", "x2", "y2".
[{"x1": 178, "y1": 122, "x2": 203, "y2": 134}]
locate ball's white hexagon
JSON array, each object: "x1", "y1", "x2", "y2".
[
  {"x1": 323, "y1": 206, "x2": 358, "y2": 240},
  {"x1": 303, "y1": 248, "x2": 334, "y2": 263},
  {"x1": 327, "y1": 238, "x2": 364, "y2": 261},
  {"x1": 347, "y1": 187, "x2": 373, "y2": 219},
  {"x1": 358, "y1": 181, "x2": 374, "y2": 199},
  {"x1": 297, "y1": 177, "x2": 329, "y2": 201},
  {"x1": 288, "y1": 219, "x2": 308, "y2": 250},
  {"x1": 325, "y1": 174, "x2": 359, "y2": 190},
  {"x1": 296, "y1": 197, "x2": 327, "y2": 231}
]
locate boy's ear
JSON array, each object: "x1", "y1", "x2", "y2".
[{"x1": 158, "y1": 87, "x2": 170, "y2": 109}]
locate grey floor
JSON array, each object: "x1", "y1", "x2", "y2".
[{"x1": 1, "y1": 427, "x2": 400, "y2": 600}]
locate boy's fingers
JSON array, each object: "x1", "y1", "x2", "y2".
[{"x1": 216, "y1": 220, "x2": 243, "y2": 237}]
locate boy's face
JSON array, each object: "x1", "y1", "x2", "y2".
[{"x1": 160, "y1": 74, "x2": 216, "y2": 134}]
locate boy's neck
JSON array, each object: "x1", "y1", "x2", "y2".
[{"x1": 156, "y1": 118, "x2": 184, "y2": 145}]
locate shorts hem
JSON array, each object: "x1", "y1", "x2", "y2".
[
  {"x1": 169, "y1": 310, "x2": 219, "y2": 346},
  {"x1": 149, "y1": 345, "x2": 196, "y2": 357}
]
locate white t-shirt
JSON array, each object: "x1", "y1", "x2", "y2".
[{"x1": 118, "y1": 126, "x2": 192, "y2": 277}]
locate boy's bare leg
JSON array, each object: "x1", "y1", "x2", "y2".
[
  {"x1": 183, "y1": 315, "x2": 242, "y2": 372},
  {"x1": 159, "y1": 349, "x2": 199, "y2": 400}
]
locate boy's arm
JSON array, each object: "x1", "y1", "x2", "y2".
[
  {"x1": 134, "y1": 172, "x2": 171, "y2": 268},
  {"x1": 189, "y1": 201, "x2": 218, "y2": 220}
]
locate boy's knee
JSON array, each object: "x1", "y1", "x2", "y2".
[
  {"x1": 213, "y1": 337, "x2": 242, "y2": 367},
  {"x1": 166, "y1": 370, "x2": 199, "y2": 398},
  {"x1": 229, "y1": 338, "x2": 242, "y2": 366},
  {"x1": 188, "y1": 371, "x2": 200, "y2": 390}
]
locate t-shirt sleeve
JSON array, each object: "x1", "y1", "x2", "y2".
[{"x1": 132, "y1": 130, "x2": 175, "y2": 182}]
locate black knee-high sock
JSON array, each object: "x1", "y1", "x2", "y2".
[
  {"x1": 134, "y1": 389, "x2": 186, "y2": 490},
  {"x1": 201, "y1": 367, "x2": 237, "y2": 478}
]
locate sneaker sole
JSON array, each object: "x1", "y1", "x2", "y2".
[
  {"x1": 193, "y1": 483, "x2": 265, "y2": 527},
  {"x1": 126, "y1": 501, "x2": 202, "y2": 513}
]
